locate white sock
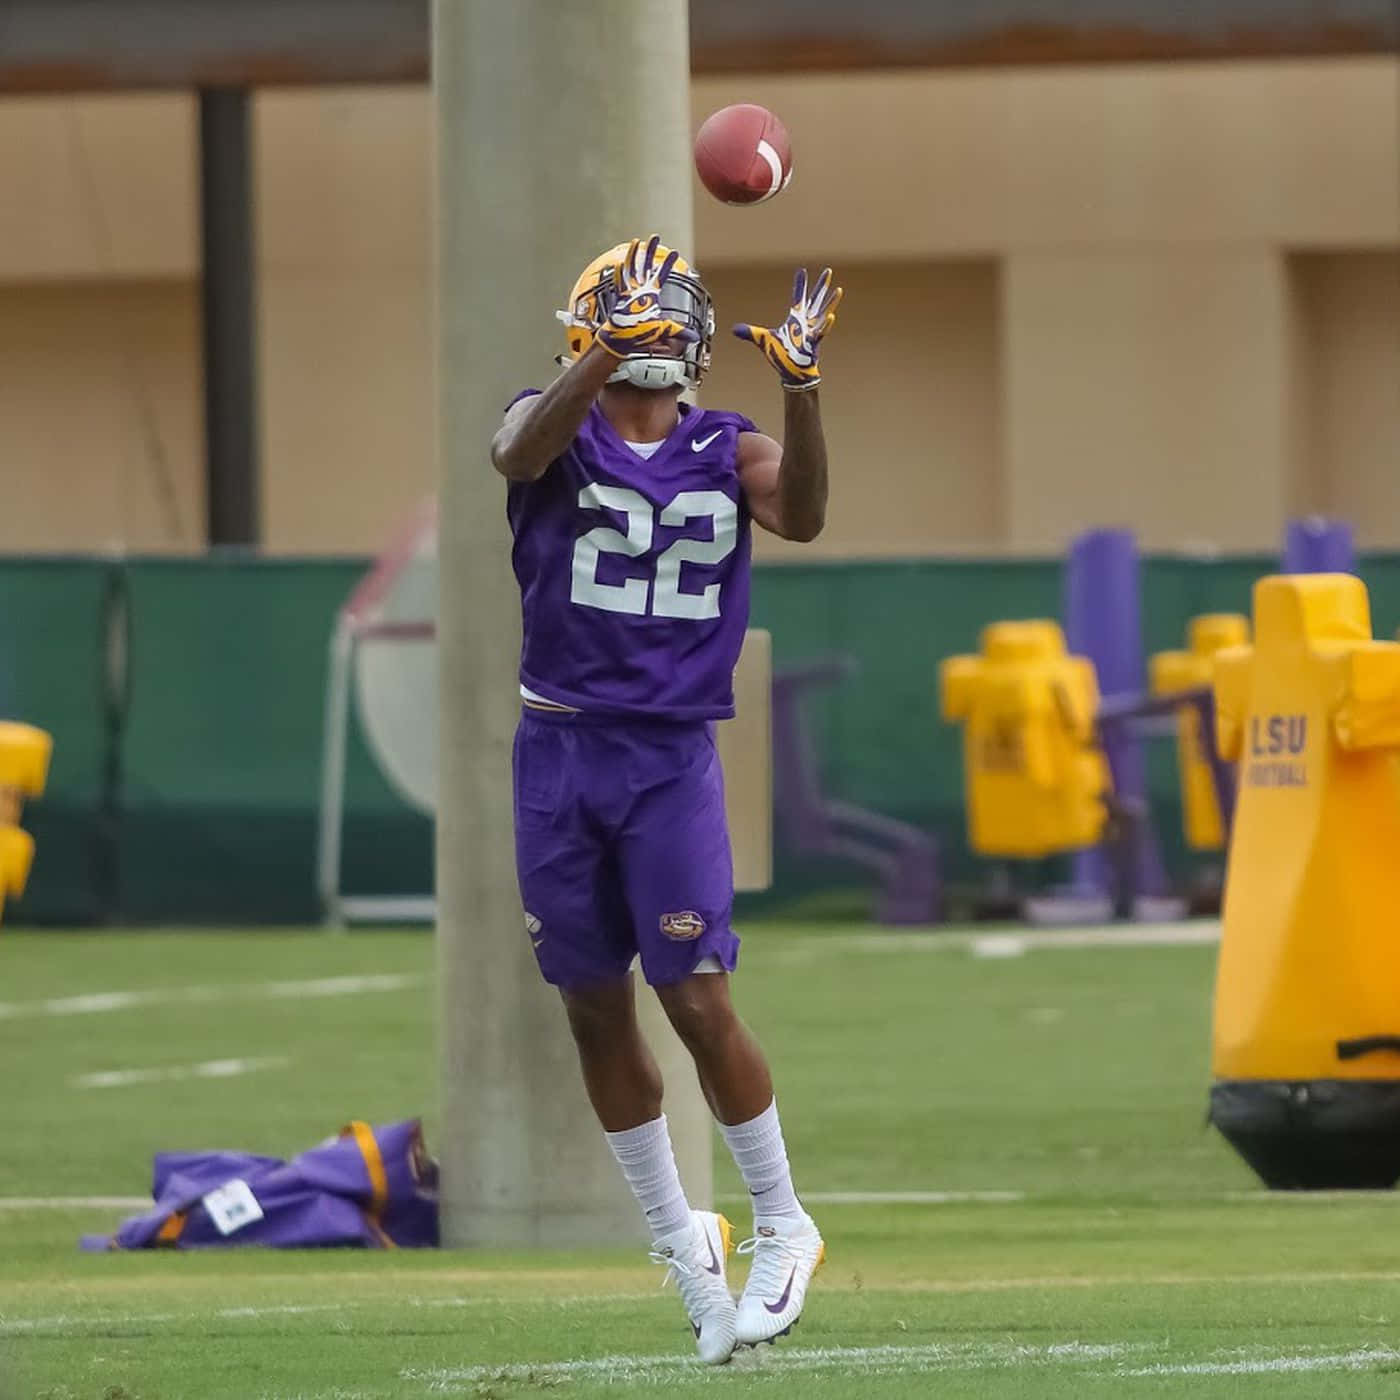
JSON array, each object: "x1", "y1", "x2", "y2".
[
  {"x1": 604, "y1": 1114, "x2": 692, "y2": 1244},
  {"x1": 718, "y1": 1098, "x2": 803, "y2": 1230}
]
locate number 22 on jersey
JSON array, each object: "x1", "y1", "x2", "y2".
[{"x1": 570, "y1": 483, "x2": 737, "y2": 621}]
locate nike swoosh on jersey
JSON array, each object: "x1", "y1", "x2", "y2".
[
  {"x1": 764, "y1": 1265, "x2": 798, "y2": 1313},
  {"x1": 691, "y1": 430, "x2": 723, "y2": 453}
]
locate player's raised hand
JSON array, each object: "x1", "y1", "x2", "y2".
[
  {"x1": 733, "y1": 267, "x2": 843, "y2": 391},
  {"x1": 595, "y1": 236, "x2": 699, "y2": 359}
]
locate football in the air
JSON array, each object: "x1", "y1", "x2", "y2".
[{"x1": 694, "y1": 103, "x2": 793, "y2": 206}]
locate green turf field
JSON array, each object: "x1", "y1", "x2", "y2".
[{"x1": 3, "y1": 923, "x2": 1399, "y2": 1398}]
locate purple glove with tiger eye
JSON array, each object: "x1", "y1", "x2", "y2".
[
  {"x1": 732, "y1": 267, "x2": 843, "y2": 391},
  {"x1": 595, "y1": 235, "x2": 701, "y2": 359}
]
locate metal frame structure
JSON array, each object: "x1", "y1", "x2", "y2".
[
  {"x1": 1095, "y1": 685, "x2": 1235, "y2": 921},
  {"x1": 316, "y1": 615, "x2": 436, "y2": 927},
  {"x1": 316, "y1": 502, "x2": 437, "y2": 927},
  {"x1": 772, "y1": 659, "x2": 941, "y2": 924}
]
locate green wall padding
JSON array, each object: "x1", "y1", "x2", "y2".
[
  {"x1": 0, "y1": 560, "x2": 112, "y2": 922},
  {"x1": 117, "y1": 557, "x2": 431, "y2": 922},
  {"x1": 2, "y1": 550, "x2": 1398, "y2": 924}
]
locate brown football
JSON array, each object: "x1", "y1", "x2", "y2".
[{"x1": 694, "y1": 104, "x2": 793, "y2": 206}]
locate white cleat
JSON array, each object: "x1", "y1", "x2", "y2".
[
  {"x1": 650, "y1": 1210, "x2": 738, "y2": 1365},
  {"x1": 735, "y1": 1212, "x2": 825, "y2": 1346}
]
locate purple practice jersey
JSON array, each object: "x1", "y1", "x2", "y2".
[{"x1": 507, "y1": 395, "x2": 757, "y2": 721}]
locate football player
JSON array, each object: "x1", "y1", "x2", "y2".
[{"x1": 492, "y1": 236, "x2": 841, "y2": 1364}]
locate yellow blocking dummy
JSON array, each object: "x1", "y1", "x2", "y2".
[
  {"x1": 941, "y1": 621, "x2": 1108, "y2": 858},
  {"x1": 1150, "y1": 614, "x2": 1249, "y2": 850},
  {"x1": 1209, "y1": 575, "x2": 1400, "y2": 1186},
  {"x1": 1212, "y1": 575, "x2": 1400, "y2": 1080},
  {"x1": 0, "y1": 721, "x2": 52, "y2": 925}
]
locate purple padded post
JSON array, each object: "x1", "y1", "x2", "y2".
[
  {"x1": 1063, "y1": 528, "x2": 1168, "y2": 899},
  {"x1": 1283, "y1": 518, "x2": 1355, "y2": 575}
]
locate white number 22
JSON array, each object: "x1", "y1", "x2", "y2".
[{"x1": 570, "y1": 485, "x2": 737, "y2": 621}]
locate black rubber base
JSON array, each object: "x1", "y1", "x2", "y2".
[{"x1": 1210, "y1": 1079, "x2": 1400, "y2": 1189}]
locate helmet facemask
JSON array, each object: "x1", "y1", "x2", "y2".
[{"x1": 556, "y1": 252, "x2": 715, "y2": 393}]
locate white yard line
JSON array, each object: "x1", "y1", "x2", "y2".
[
  {"x1": 71, "y1": 1055, "x2": 290, "y2": 1090},
  {"x1": 876, "y1": 1269, "x2": 1400, "y2": 1293},
  {"x1": 0, "y1": 1313, "x2": 179, "y2": 1336},
  {"x1": 791, "y1": 1190, "x2": 1026, "y2": 1205},
  {"x1": 970, "y1": 924, "x2": 1221, "y2": 959},
  {"x1": 4, "y1": 1186, "x2": 1389, "y2": 1212},
  {"x1": 0, "y1": 972, "x2": 423, "y2": 1021},
  {"x1": 7, "y1": 1281, "x2": 1400, "y2": 1346},
  {"x1": 405, "y1": 1341, "x2": 1147, "y2": 1386},
  {"x1": 0, "y1": 1306, "x2": 344, "y2": 1338},
  {"x1": 726, "y1": 1186, "x2": 1391, "y2": 1207},
  {"x1": 0, "y1": 1295, "x2": 662, "y2": 1338},
  {"x1": 403, "y1": 1337, "x2": 1400, "y2": 1388},
  {"x1": 764, "y1": 921, "x2": 1221, "y2": 963},
  {"x1": 260, "y1": 974, "x2": 422, "y2": 1000},
  {"x1": 1121, "y1": 1347, "x2": 1400, "y2": 1376}
]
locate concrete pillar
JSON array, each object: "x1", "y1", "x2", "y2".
[
  {"x1": 1002, "y1": 249, "x2": 1300, "y2": 552},
  {"x1": 434, "y1": 0, "x2": 710, "y2": 1248}
]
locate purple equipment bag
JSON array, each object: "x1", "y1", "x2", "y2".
[{"x1": 81, "y1": 1119, "x2": 438, "y2": 1251}]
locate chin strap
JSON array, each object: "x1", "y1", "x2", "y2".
[
  {"x1": 554, "y1": 350, "x2": 696, "y2": 391},
  {"x1": 612, "y1": 357, "x2": 695, "y2": 391}
]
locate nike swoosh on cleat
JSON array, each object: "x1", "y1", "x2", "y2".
[
  {"x1": 764, "y1": 1265, "x2": 798, "y2": 1314},
  {"x1": 691, "y1": 430, "x2": 722, "y2": 453},
  {"x1": 703, "y1": 1232, "x2": 722, "y2": 1276}
]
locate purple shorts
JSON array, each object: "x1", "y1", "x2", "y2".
[{"x1": 512, "y1": 710, "x2": 740, "y2": 988}]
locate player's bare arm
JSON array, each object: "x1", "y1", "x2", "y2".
[
  {"x1": 736, "y1": 394, "x2": 827, "y2": 542},
  {"x1": 733, "y1": 267, "x2": 843, "y2": 543},
  {"x1": 491, "y1": 236, "x2": 700, "y2": 482},
  {"x1": 490, "y1": 346, "x2": 616, "y2": 482}
]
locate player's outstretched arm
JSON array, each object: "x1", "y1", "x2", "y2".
[
  {"x1": 734, "y1": 267, "x2": 842, "y2": 542},
  {"x1": 737, "y1": 394, "x2": 827, "y2": 543},
  {"x1": 490, "y1": 345, "x2": 616, "y2": 482},
  {"x1": 492, "y1": 237, "x2": 699, "y2": 482}
]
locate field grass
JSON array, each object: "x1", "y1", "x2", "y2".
[{"x1": 3, "y1": 922, "x2": 1399, "y2": 1398}]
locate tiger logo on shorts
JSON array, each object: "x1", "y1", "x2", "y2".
[{"x1": 660, "y1": 910, "x2": 707, "y2": 941}]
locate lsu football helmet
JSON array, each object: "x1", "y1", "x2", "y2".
[{"x1": 556, "y1": 241, "x2": 715, "y2": 392}]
